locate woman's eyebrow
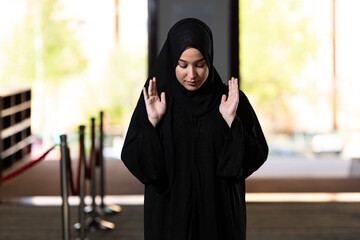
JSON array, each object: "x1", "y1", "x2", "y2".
[{"x1": 178, "y1": 58, "x2": 205, "y2": 63}]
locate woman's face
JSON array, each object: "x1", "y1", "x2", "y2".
[{"x1": 175, "y1": 48, "x2": 209, "y2": 91}]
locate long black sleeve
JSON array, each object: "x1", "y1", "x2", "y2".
[
  {"x1": 216, "y1": 90, "x2": 268, "y2": 180},
  {"x1": 121, "y1": 95, "x2": 166, "y2": 186},
  {"x1": 216, "y1": 116, "x2": 245, "y2": 179}
]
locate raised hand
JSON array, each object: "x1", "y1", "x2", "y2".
[
  {"x1": 143, "y1": 77, "x2": 167, "y2": 127},
  {"x1": 219, "y1": 77, "x2": 239, "y2": 128}
]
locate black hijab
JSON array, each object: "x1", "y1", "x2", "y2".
[
  {"x1": 124, "y1": 18, "x2": 226, "y2": 194},
  {"x1": 149, "y1": 18, "x2": 225, "y2": 117}
]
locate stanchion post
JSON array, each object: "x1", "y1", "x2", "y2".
[
  {"x1": 99, "y1": 112, "x2": 105, "y2": 210},
  {"x1": 78, "y1": 126, "x2": 86, "y2": 239},
  {"x1": 84, "y1": 117, "x2": 115, "y2": 231},
  {"x1": 98, "y1": 111, "x2": 121, "y2": 215},
  {"x1": 60, "y1": 135, "x2": 71, "y2": 240},
  {"x1": 0, "y1": 152, "x2": 2, "y2": 204},
  {"x1": 90, "y1": 118, "x2": 97, "y2": 220}
]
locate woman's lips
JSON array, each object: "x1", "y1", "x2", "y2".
[{"x1": 186, "y1": 81, "x2": 197, "y2": 86}]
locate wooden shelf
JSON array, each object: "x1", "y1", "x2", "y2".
[{"x1": 0, "y1": 88, "x2": 32, "y2": 174}]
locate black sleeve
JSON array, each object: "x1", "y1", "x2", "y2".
[
  {"x1": 121, "y1": 94, "x2": 166, "y2": 186},
  {"x1": 216, "y1": 90, "x2": 268, "y2": 180}
]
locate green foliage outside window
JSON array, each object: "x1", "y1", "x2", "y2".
[
  {"x1": 0, "y1": 0, "x2": 87, "y2": 84},
  {"x1": 241, "y1": 0, "x2": 317, "y2": 132}
]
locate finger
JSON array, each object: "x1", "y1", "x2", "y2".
[
  {"x1": 161, "y1": 92, "x2": 166, "y2": 103},
  {"x1": 232, "y1": 78, "x2": 239, "y2": 105},
  {"x1": 143, "y1": 87, "x2": 149, "y2": 100},
  {"x1": 148, "y1": 79, "x2": 153, "y2": 96},
  {"x1": 228, "y1": 77, "x2": 234, "y2": 98},
  {"x1": 232, "y1": 77, "x2": 235, "y2": 87},
  {"x1": 231, "y1": 77, "x2": 238, "y2": 94},
  {"x1": 149, "y1": 78, "x2": 156, "y2": 97},
  {"x1": 152, "y1": 77, "x2": 158, "y2": 96},
  {"x1": 228, "y1": 78, "x2": 232, "y2": 88},
  {"x1": 234, "y1": 78, "x2": 239, "y2": 95},
  {"x1": 221, "y1": 94, "x2": 227, "y2": 104},
  {"x1": 230, "y1": 77, "x2": 235, "y2": 90}
]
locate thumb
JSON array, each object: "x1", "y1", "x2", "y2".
[
  {"x1": 221, "y1": 94, "x2": 227, "y2": 104},
  {"x1": 161, "y1": 92, "x2": 166, "y2": 103}
]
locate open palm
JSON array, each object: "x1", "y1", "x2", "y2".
[
  {"x1": 143, "y1": 77, "x2": 167, "y2": 127},
  {"x1": 219, "y1": 77, "x2": 239, "y2": 127}
]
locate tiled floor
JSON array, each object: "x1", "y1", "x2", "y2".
[
  {"x1": 1, "y1": 157, "x2": 360, "y2": 239},
  {"x1": 1, "y1": 202, "x2": 360, "y2": 240}
]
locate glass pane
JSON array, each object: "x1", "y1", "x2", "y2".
[{"x1": 241, "y1": 0, "x2": 360, "y2": 180}]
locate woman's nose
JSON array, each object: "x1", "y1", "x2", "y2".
[{"x1": 188, "y1": 66, "x2": 196, "y2": 79}]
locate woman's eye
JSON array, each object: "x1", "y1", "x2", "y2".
[
  {"x1": 179, "y1": 64, "x2": 187, "y2": 69},
  {"x1": 196, "y1": 64, "x2": 205, "y2": 68}
]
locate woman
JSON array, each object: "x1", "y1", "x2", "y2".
[{"x1": 121, "y1": 18, "x2": 268, "y2": 240}]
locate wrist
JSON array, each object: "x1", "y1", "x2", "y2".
[
  {"x1": 149, "y1": 118, "x2": 159, "y2": 127},
  {"x1": 149, "y1": 114, "x2": 165, "y2": 127},
  {"x1": 222, "y1": 114, "x2": 235, "y2": 128}
]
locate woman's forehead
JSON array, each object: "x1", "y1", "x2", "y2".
[{"x1": 178, "y1": 48, "x2": 205, "y2": 62}]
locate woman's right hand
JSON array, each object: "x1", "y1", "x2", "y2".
[{"x1": 143, "y1": 77, "x2": 167, "y2": 127}]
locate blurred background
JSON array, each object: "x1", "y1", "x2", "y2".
[
  {"x1": 1, "y1": 0, "x2": 359, "y2": 178},
  {"x1": 1, "y1": 0, "x2": 360, "y2": 239},
  {"x1": 0, "y1": 0, "x2": 147, "y2": 144}
]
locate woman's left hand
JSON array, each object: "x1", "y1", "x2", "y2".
[{"x1": 219, "y1": 77, "x2": 239, "y2": 128}]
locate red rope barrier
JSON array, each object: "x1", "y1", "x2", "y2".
[
  {"x1": 84, "y1": 143, "x2": 99, "y2": 179},
  {"x1": 66, "y1": 144, "x2": 85, "y2": 196},
  {"x1": 85, "y1": 150, "x2": 92, "y2": 180},
  {"x1": 76, "y1": 143, "x2": 83, "y2": 193},
  {"x1": 66, "y1": 134, "x2": 93, "y2": 196},
  {"x1": 0, "y1": 145, "x2": 57, "y2": 183},
  {"x1": 0, "y1": 136, "x2": 100, "y2": 195},
  {"x1": 96, "y1": 148, "x2": 101, "y2": 167},
  {"x1": 66, "y1": 147, "x2": 77, "y2": 195}
]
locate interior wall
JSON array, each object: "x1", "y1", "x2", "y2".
[{"x1": 155, "y1": 0, "x2": 233, "y2": 82}]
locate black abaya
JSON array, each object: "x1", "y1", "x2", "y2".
[{"x1": 121, "y1": 18, "x2": 268, "y2": 240}]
